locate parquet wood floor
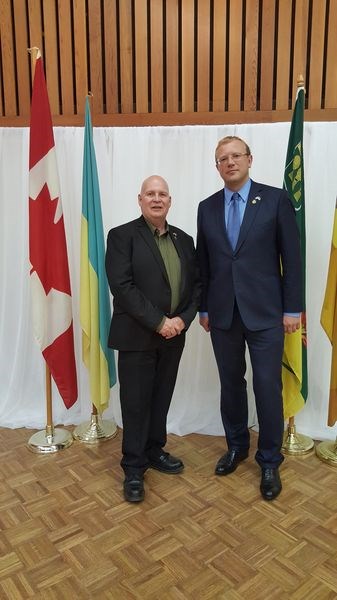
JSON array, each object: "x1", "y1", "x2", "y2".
[{"x1": 1, "y1": 427, "x2": 337, "y2": 599}]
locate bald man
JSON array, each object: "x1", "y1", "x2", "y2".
[{"x1": 106, "y1": 176, "x2": 200, "y2": 502}]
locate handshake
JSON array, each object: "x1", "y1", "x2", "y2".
[{"x1": 159, "y1": 316, "x2": 185, "y2": 339}]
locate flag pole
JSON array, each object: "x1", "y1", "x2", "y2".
[
  {"x1": 316, "y1": 196, "x2": 337, "y2": 464},
  {"x1": 28, "y1": 365, "x2": 73, "y2": 453},
  {"x1": 27, "y1": 47, "x2": 74, "y2": 453},
  {"x1": 282, "y1": 415, "x2": 313, "y2": 455},
  {"x1": 73, "y1": 402, "x2": 117, "y2": 443},
  {"x1": 316, "y1": 438, "x2": 337, "y2": 465},
  {"x1": 73, "y1": 92, "x2": 117, "y2": 444},
  {"x1": 282, "y1": 74, "x2": 313, "y2": 455}
]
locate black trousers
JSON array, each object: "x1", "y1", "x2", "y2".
[
  {"x1": 118, "y1": 337, "x2": 185, "y2": 476},
  {"x1": 211, "y1": 304, "x2": 285, "y2": 469}
]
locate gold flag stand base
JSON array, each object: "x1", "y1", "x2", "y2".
[
  {"x1": 27, "y1": 426, "x2": 73, "y2": 454},
  {"x1": 73, "y1": 412, "x2": 118, "y2": 444},
  {"x1": 315, "y1": 437, "x2": 337, "y2": 466},
  {"x1": 282, "y1": 424, "x2": 314, "y2": 455}
]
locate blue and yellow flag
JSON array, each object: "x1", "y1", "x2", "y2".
[
  {"x1": 80, "y1": 98, "x2": 116, "y2": 412},
  {"x1": 282, "y1": 86, "x2": 307, "y2": 418}
]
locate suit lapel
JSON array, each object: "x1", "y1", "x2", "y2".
[
  {"x1": 137, "y1": 217, "x2": 169, "y2": 283},
  {"x1": 211, "y1": 190, "x2": 232, "y2": 249}
]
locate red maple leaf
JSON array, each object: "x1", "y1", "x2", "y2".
[{"x1": 29, "y1": 183, "x2": 71, "y2": 295}]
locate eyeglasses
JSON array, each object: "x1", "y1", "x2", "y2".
[{"x1": 215, "y1": 153, "x2": 249, "y2": 165}]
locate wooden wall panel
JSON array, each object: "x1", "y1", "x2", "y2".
[
  {"x1": 150, "y1": 0, "x2": 164, "y2": 113},
  {"x1": 166, "y1": 0, "x2": 179, "y2": 113},
  {"x1": 181, "y1": 0, "x2": 195, "y2": 112},
  {"x1": 73, "y1": 0, "x2": 87, "y2": 117},
  {"x1": 0, "y1": 0, "x2": 17, "y2": 116},
  {"x1": 259, "y1": 0, "x2": 275, "y2": 111},
  {"x1": 135, "y1": 0, "x2": 148, "y2": 114},
  {"x1": 27, "y1": 0, "x2": 43, "y2": 80},
  {"x1": 104, "y1": 0, "x2": 118, "y2": 114},
  {"x1": 212, "y1": 0, "x2": 227, "y2": 112},
  {"x1": 291, "y1": 0, "x2": 309, "y2": 102},
  {"x1": 244, "y1": 0, "x2": 259, "y2": 111},
  {"x1": 43, "y1": 0, "x2": 60, "y2": 115},
  {"x1": 275, "y1": 0, "x2": 292, "y2": 110},
  {"x1": 228, "y1": 0, "x2": 243, "y2": 112},
  {"x1": 119, "y1": 0, "x2": 133, "y2": 114},
  {"x1": 58, "y1": 0, "x2": 74, "y2": 116},
  {"x1": 197, "y1": 0, "x2": 210, "y2": 113},
  {"x1": 325, "y1": 0, "x2": 337, "y2": 108},
  {"x1": 1, "y1": 0, "x2": 337, "y2": 126},
  {"x1": 88, "y1": 0, "x2": 103, "y2": 115},
  {"x1": 0, "y1": 65, "x2": 2, "y2": 117},
  {"x1": 13, "y1": 0, "x2": 31, "y2": 118},
  {"x1": 308, "y1": 0, "x2": 326, "y2": 110}
]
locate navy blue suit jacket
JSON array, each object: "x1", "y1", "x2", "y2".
[{"x1": 196, "y1": 180, "x2": 302, "y2": 330}]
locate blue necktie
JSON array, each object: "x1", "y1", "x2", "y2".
[{"x1": 227, "y1": 192, "x2": 241, "y2": 249}]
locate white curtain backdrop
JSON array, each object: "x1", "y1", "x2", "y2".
[{"x1": 1, "y1": 122, "x2": 337, "y2": 442}]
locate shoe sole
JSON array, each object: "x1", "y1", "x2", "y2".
[
  {"x1": 215, "y1": 466, "x2": 238, "y2": 476},
  {"x1": 124, "y1": 493, "x2": 144, "y2": 502},
  {"x1": 215, "y1": 455, "x2": 248, "y2": 476},
  {"x1": 260, "y1": 488, "x2": 282, "y2": 501},
  {"x1": 149, "y1": 464, "x2": 184, "y2": 474}
]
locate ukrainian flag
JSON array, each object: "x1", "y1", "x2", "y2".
[{"x1": 80, "y1": 98, "x2": 116, "y2": 412}]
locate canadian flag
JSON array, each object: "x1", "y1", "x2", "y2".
[{"x1": 29, "y1": 51, "x2": 77, "y2": 408}]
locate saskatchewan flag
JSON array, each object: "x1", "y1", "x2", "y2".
[
  {"x1": 282, "y1": 86, "x2": 307, "y2": 418},
  {"x1": 80, "y1": 98, "x2": 116, "y2": 412},
  {"x1": 320, "y1": 199, "x2": 337, "y2": 426}
]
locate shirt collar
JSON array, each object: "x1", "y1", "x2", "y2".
[
  {"x1": 145, "y1": 219, "x2": 169, "y2": 236},
  {"x1": 224, "y1": 179, "x2": 252, "y2": 205}
]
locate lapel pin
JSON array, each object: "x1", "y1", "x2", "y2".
[
  {"x1": 251, "y1": 195, "x2": 261, "y2": 204},
  {"x1": 172, "y1": 232, "x2": 177, "y2": 239}
]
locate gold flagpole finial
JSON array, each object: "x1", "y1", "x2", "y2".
[{"x1": 297, "y1": 74, "x2": 305, "y2": 89}]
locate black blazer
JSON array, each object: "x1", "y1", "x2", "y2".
[
  {"x1": 197, "y1": 180, "x2": 302, "y2": 331},
  {"x1": 106, "y1": 216, "x2": 200, "y2": 350}
]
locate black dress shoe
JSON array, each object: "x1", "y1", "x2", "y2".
[
  {"x1": 123, "y1": 474, "x2": 145, "y2": 502},
  {"x1": 260, "y1": 467, "x2": 282, "y2": 501},
  {"x1": 149, "y1": 452, "x2": 184, "y2": 474},
  {"x1": 215, "y1": 449, "x2": 249, "y2": 476}
]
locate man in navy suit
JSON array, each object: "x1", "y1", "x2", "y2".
[
  {"x1": 197, "y1": 136, "x2": 302, "y2": 500},
  {"x1": 106, "y1": 175, "x2": 200, "y2": 503}
]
